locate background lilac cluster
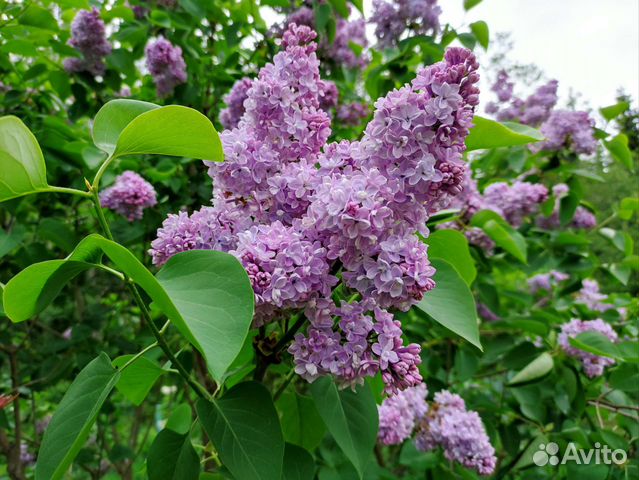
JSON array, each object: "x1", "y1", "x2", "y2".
[
  {"x1": 150, "y1": 24, "x2": 481, "y2": 394},
  {"x1": 371, "y1": 0, "x2": 442, "y2": 47},
  {"x1": 377, "y1": 386, "x2": 497, "y2": 476},
  {"x1": 100, "y1": 171, "x2": 157, "y2": 221}
]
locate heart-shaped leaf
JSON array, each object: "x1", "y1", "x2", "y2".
[
  {"x1": 466, "y1": 116, "x2": 544, "y2": 151},
  {"x1": 35, "y1": 353, "x2": 120, "y2": 480},
  {"x1": 3, "y1": 234, "x2": 254, "y2": 381},
  {"x1": 0, "y1": 116, "x2": 49, "y2": 201},
  {"x1": 147, "y1": 429, "x2": 200, "y2": 480},
  {"x1": 112, "y1": 355, "x2": 167, "y2": 405},
  {"x1": 424, "y1": 229, "x2": 476, "y2": 286},
  {"x1": 196, "y1": 382, "x2": 285, "y2": 480},
  {"x1": 508, "y1": 352, "x2": 554, "y2": 386},
  {"x1": 283, "y1": 443, "x2": 315, "y2": 480}
]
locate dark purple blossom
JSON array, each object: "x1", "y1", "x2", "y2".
[
  {"x1": 63, "y1": 9, "x2": 112, "y2": 76},
  {"x1": 145, "y1": 38, "x2": 187, "y2": 97},
  {"x1": 371, "y1": 0, "x2": 441, "y2": 47},
  {"x1": 100, "y1": 171, "x2": 157, "y2": 221},
  {"x1": 336, "y1": 102, "x2": 370, "y2": 126}
]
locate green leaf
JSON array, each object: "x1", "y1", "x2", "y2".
[
  {"x1": 464, "y1": 0, "x2": 483, "y2": 10},
  {"x1": 92, "y1": 100, "x2": 223, "y2": 162},
  {"x1": 0, "y1": 226, "x2": 25, "y2": 259},
  {"x1": 424, "y1": 229, "x2": 476, "y2": 285},
  {"x1": 618, "y1": 196, "x2": 639, "y2": 220},
  {"x1": 466, "y1": 116, "x2": 544, "y2": 151},
  {"x1": 309, "y1": 377, "x2": 378, "y2": 479},
  {"x1": 559, "y1": 193, "x2": 579, "y2": 226},
  {"x1": 469, "y1": 21, "x2": 489, "y2": 49},
  {"x1": 3, "y1": 235, "x2": 254, "y2": 382},
  {"x1": 38, "y1": 218, "x2": 77, "y2": 252},
  {"x1": 508, "y1": 352, "x2": 554, "y2": 386},
  {"x1": 600, "y1": 101, "x2": 630, "y2": 121},
  {"x1": 604, "y1": 133, "x2": 633, "y2": 170},
  {"x1": 147, "y1": 429, "x2": 200, "y2": 480},
  {"x1": 196, "y1": 382, "x2": 284, "y2": 480},
  {"x1": 283, "y1": 444, "x2": 315, "y2": 480},
  {"x1": 35, "y1": 353, "x2": 120, "y2": 480},
  {"x1": 156, "y1": 250, "x2": 255, "y2": 381},
  {"x1": 416, "y1": 258, "x2": 481, "y2": 350},
  {"x1": 19, "y1": 5, "x2": 59, "y2": 31},
  {"x1": 328, "y1": 0, "x2": 349, "y2": 18},
  {"x1": 599, "y1": 228, "x2": 631, "y2": 254},
  {"x1": 0, "y1": 283, "x2": 5, "y2": 317},
  {"x1": 276, "y1": 392, "x2": 326, "y2": 452},
  {"x1": 112, "y1": 355, "x2": 166, "y2": 406},
  {"x1": 569, "y1": 331, "x2": 620, "y2": 360},
  {"x1": 471, "y1": 210, "x2": 527, "y2": 263},
  {"x1": 165, "y1": 404, "x2": 193, "y2": 435},
  {"x1": 0, "y1": 116, "x2": 49, "y2": 201}
]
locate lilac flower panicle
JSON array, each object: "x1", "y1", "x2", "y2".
[
  {"x1": 220, "y1": 77, "x2": 253, "y2": 130},
  {"x1": 63, "y1": 8, "x2": 112, "y2": 76},
  {"x1": 483, "y1": 181, "x2": 548, "y2": 227},
  {"x1": 536, "y1": 183, "x2": 597, "y2": 230},
  {"x1": 528, "y1": 270, "x2": 569, "y2": 293},
  {"x1": 371, "y1": 0, "x2": 442, "y2": 47},
  {"x1": 490, "y1": 77, "x2": 558, "y2": 127},
  {"x1": 378, "y1": 383, "x2": 428, "y2": 445},
  {"x1": 100, "y1": 171, "x2": 157, "y2": 221},
  {"x1": 559, "y1": 318, "x2": 618, "y2": 377},
  {"x1": 145, "y1": 38, "x2": 187, "y2": 97},
  {"x1": 336, "y1": 102, "x2": 370, "y2": 126},
  {"x1": 532, "y1": 110, "x2": 597, "y2": 155},
  {"x1": 477, "y1": 303, "x2": 500, "y2": 322},
  {"x1": 575, "y1": 279, "x2": 613, "y2": 312},
  {"x1": 154, "y1": 24, "x2": 480, "y2": 393},
  {"x1": 415, "y1": 390, "x2": 497, "y2": 475},
  {"x1": 318, "y1": 80, "x2": 339, "y2": 111}
]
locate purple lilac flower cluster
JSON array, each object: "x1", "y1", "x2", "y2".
[
  {"x1": 486, "y1": 71, "x2": 558, "y2": 126},
  {"x1": 100, "y1": 171, "x2": 157, "y2": 221},
  {"x1": 220, "y1": 77, "x2": 253, "y2": 130},
  {"x1": 528, "y1": 270, "x2": 569, "y2": 293},
  {"x1": 378, "y1": 383, "x2": 428, "y2": 445},
  {"x1": 152, "y1": 25, "x2": 480, "y2": 393},
  {"x1": 336, "y1": 102, "x2": 370, "y2": 126},
  {"x1": 559, "y1": 318, "x2": 618, "y2": 377},
  {"x1": 415, "y1": 391, "x2": 497, "y2": 475},
  {"x1": 145, "y1": 38, "x2": 187, "y2": 97},
  {"x1": 371, "y1": 0, "x2": 442, "y2": 47},
  {"x1": 537, "y1": 183, "x2": 597, "y2": 230},
  {"x1": 63, "y1": 9, "x2": 112, "y2": 76},
  {"x1": 532, "y1": 110, "x2": 598, "y2": 155},
  {"x1": 575, "y1": 279, "x2": 614, "y2": 312},
  {"x1": 483, "y1": 181, "x2": 549, "y2": 227},
  {"x1": 279, "y1": 7, "x2": 369, "y2": 69}
]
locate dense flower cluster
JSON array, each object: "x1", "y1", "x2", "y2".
[
  {"x1": 486, "y1": 71, "x2": 558, "y2": 126},
  {"x1": 378, "y1": 383, "x2": 428, "y2": 445},
  {"x1": 532, "y1": 110, "x2": 597, "y2": 154},
  {"x1": 63, "y1": 9, "x2": 112, "y2": 76},
  {"x1": 152, "y1": 24, "x2": 480, "y2": 392},
  {"x1": 371, "y1": 0, "x2": 442, "y2": 47},
  {"x1": 279, "y1": 7, "x2": 369, "y2": 69},
  {"x1": 528, "y1": 270, "x2": 569, "y2": 293},
  {"x1": 336, "y1": 102, "x2": 370, "y2": 126},
  {"x1": 100, "y1": 171, "x2": 157, "y2": 221},
  {"x1": 220, "y1": 77, "x2": 253, "y2": 130},
  {"x1": 483, "y1": 181, "x2": 549, "y2": 227},
  {"x1": 537, "y1": 183, "x2": 597, "y2": 230},
  {"x1": 575, "y1": 279, "x2": 613, "y2": 312},
  {"x1": 415, "y1": 391, "x2": 497, "y2": 475},
  {"x1": 145, "y1": 38, "x2": 187, "y2": 97},
  {"x1": 559, "y1": 318, "x2": 618, "y2": 377}
]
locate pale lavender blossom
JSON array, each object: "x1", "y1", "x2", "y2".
[
  {"x1": 20, "y1": 442, "x2": 35, "y2": 465},
  {"x1": 378, "y1": 383, "x2": 428, "y2": 445},
  {"x1": 220, "y1": 77, "x2": 253, "y2": 130},
  {"x1": 477, "y1": 303, "x2": 499, "y2": 322},
  {"x1": 63, "y1": 9, "x2": 112, "y2": 76},
  {"x1": 145, "y1": 38, "x2": 187, "y2": 97},
  {"x1": 533, "y1": 110, "x2": 598, "y2": 155},
  {"x1": 483, "y1": 181, "x2": 548, "y2": 227},
  {"x1": 528, "y1": 270, "x2": 569, "y2": 293},
  {"x1": 488, "y1": 74, "x2": 558, "y2": 127},
  {"x1": 575, "y1": 279, "x2": 613, "y2": 312},
  {"x1": 100, "y1": 171, "x2": 157, "y2": 221},
  {"x1": 415, "y1": 391, "x2": 497, "y2": 475},
  {"x1": 559, "y1": 318, "x2": 618, "y2": 377}
]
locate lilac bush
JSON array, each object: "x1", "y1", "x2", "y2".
[
  {"x1": 559, "y1": 318, "x2": 618, "y2": 377},
  {"x1": 415, "y1": 390, "x2": 497, "y2": 476},
  {"x1": 63, "y1": 8, "x2": 112, "y2": 76},
  {"x1": 151, "y1": 24, "x2": 481, "y2": 393},
  {"x1": 145, "y1": 38, "x2": 188, "y2": 97},
  {"x1": 100, "y1": 171, "x2": 157, "y2": 221}
]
